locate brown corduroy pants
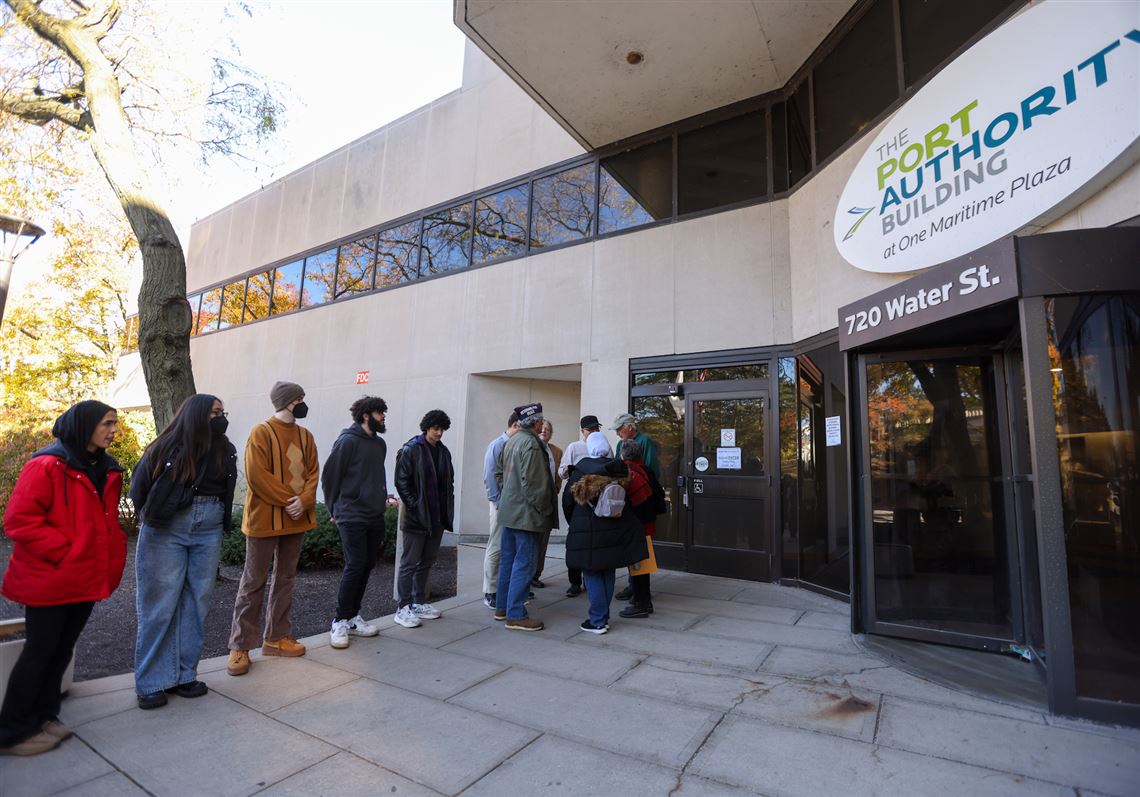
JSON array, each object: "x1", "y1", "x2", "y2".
[{"x1": 228, "y1": 532, "x2": 305, "y2": 651}]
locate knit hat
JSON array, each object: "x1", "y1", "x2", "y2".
[
  {"x1": 514, "y1": 402, "x2": 543, "y2": 424},
  {"x1": 586, "y1": 431, "x2": 610, "y2": 457},
  {"x1": 270, "y1": 381, "x2": 305, "y2": 411}
]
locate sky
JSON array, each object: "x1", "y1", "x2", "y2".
[
  {"x1": 8, "y1": 0, "x2": 466, "y2": 303},
  {"x1": 174, "y1": 0, "x2": 466, "y2": 230}
]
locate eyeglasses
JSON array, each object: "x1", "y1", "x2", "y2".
[{"x1": 210, "y1": 410, "x2": 229, "y2": 418}]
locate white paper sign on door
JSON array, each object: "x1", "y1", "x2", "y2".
[
  {"x1": 716, "y1": 447, "x2": 741, "y2": 469},
  {"x1": 720, "y1": 428, "x2": 735, "y2": 446},
  {"x1": 825, "y1": 416, "x2": 842, "y2": 447}
]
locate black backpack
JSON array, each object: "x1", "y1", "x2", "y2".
[{"x1": 646, "y1": 469, "x2": 668, "y2": 516}]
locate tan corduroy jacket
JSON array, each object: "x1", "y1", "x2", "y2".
[{"x1": 241, "y1": 417, "x2": 320, "y2": 537}]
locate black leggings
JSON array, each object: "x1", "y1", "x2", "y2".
[
  {"x1": 0, "y1": 601, "x2": 94, "y2": 745},
  {"x1": 631, "y1": 574, "x2": 652, "y2": 605}
]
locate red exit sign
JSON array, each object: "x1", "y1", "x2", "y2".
[{"x1": 355, "y1": 370, "x2": 369, "y2": 385}]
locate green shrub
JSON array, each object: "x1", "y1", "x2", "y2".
[
  {"x1": 0, "y1": 421, "x2": 53, "y2": 524},
  {"x1": 219, "y1": 502, "x2": 400, "y2": 570}
]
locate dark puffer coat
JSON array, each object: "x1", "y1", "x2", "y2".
[{"x1": 562, "y1": 457, "x2": 648, "y2": 572}]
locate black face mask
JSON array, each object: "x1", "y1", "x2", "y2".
[
  {"x1": 209, "y1": 416, "x2": 229, "y2": 437},
  {"x1": 292, "y1": 402, "x2": 309, "y2": 419}
]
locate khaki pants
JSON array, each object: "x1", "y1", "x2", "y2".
[
  {"x1": 482, "y1": 502, "x2": 503, "y2": 595},
  {"x1": 228, "y1": 532, "x2": 305, "y2": 650}
]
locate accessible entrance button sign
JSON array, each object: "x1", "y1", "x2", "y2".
[{"x1": 838, "y1": 238, "x2": 1018, "y2": 350}]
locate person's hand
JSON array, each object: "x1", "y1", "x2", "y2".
[
  {"x1": 286, "y1": 495, "x2": 304, "y2": 519},
  {"x1": 386, "y1": 493, "x2": 399, "y2": 507}
]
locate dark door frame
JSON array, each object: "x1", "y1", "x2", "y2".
[
  {"x1": 855, "y1": 344, "x2": 1026, "y2": 652},
  {"x1": 681, "y1": 385, "x2": 774, "y2": 580}
]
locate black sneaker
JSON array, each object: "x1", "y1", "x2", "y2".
[
  {"x1": 619, "y1": 604, "x2": 650, "y2": 619},
  {"x1": 137, "y1": 691, "x2": 168, "y2": 710},
  {"x1": 615, "y1": 585, "x2": 634, "y2": 601},
  {"x1": 483, "y1": 592, "x2": 496, "y2": 609},
  {"x1": 565, "y1": 584, "x2": 582, "y2": 597},
  {"x1": 531, "y1": 577, "x2": 546, "y2": 588},
  {"x1": 579, "y1": 619, "x2": 608, "y2": 635},
  {"x1": 165, "y1": 680, "x2": 209, "y2": 698}
]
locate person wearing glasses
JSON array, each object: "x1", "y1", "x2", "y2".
[{"x1": 130, "y1": 394, "x2": 237, "y2": 709}]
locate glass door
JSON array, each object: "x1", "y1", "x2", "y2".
[
  {"x1": 860, "y1": 350, "x2": 1020, "y2": 650},
  {"x1": 685, "y1": 391, "x2": 773, "y2": 580}
]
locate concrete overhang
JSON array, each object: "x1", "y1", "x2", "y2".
[{"x1": 455, "y1": 0, "x2": 856, "y2": 150}]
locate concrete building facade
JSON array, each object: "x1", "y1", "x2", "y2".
[{"x1": 113, "y1": 0, "x2": 1140, "y2": 726}]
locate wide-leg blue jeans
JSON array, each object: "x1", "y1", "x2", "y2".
[
  {"x1": 134, "y1": 496, "x2": 224, "y2": 695},
  {"x1": 495, "y1": 527, "x2": 537, "y2": 620}
]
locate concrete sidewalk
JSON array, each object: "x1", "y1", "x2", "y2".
[{"x1": 3, "y1": 544, "x2": 1138, "y2": 797}]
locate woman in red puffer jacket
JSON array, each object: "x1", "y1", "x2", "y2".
[{"x1": 0, "y1": 401, "x2": 126, "y2": 757}]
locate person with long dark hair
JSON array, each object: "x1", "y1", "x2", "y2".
[
  {"x1": 130, "y1": 394, "x2": 237, "y2": 709},
  {"x1": 1, "y1": 401, "x2": 125, "y2": 756}
]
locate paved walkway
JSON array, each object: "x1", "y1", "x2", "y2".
[{"x1": 3, "y1": 544, "x2": 1138, "y2": 797}]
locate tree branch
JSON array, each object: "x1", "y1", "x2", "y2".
[{"x1": 0, "y1": 92, "x2": 91, "y2": 130}]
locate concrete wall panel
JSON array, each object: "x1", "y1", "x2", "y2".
[
  {"x1": 591, "y1": 224, "x2": 676, "y2": 359},
  {"x1": 304, "y1": 150, "x2": 349, "y2": 247},
  {"x1": 341, "y1": 131, "x2": 388, "y2": 236}
]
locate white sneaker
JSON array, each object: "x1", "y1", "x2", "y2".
[
  {"x1": 330, "y1": 619, "x2": 350, "y2": 649},
  {"x1": 347, "y1": 615, "x2": 379, "y2": 637},
  {"x1": 411, "y1": 603, "x2": 441, "y2": 620},
  {"x1": 394, "y1": 605, "x2": 421, "y2": 628}
]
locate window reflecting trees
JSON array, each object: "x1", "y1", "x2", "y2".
[
  {"x1": 377, "y1": 220, "x2": 421, "y2": 287},
  {"x1": 474, "y1": 185, "x2": 528, "y2": 264},
  {"x1": 336, "y1": 236, "x2": 377, "y2": 298},
  {"x1": 271, "y1": 260, "x2": 303, "y2": 315},
  {"x1": 420, "y1": 202, "x2": 472, "y2": 275},
  {"x1": 531, "y1": 163, "x2": 595, "y2": 248}
]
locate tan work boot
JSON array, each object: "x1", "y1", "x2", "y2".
[
  {"x1": 227, "y1": 649, "x2": 251, "y2": 676},
  {"x1": 504, "y1": 617, "x2": 544, "y2": 632},
  {"x1": 41, "y1": 720, "x2": 72, "y2": 740},
  {"x1": 0, "y1": 730, "x2": 60, "y2": 756},
  {"x1": 262, "y1": 636, "x2": 306, "y2": 657}
]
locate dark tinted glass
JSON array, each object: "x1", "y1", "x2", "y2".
[
  {"x1": 1049, "y1": 294, "x2": 1140, "y2": 704},
  {"x1": 787, "y1": 80, "x2": 812, "y2": 185},
  {"x1": 188, "y1": 294, "x2": 202, "y2": 335},
  {"x1": 302, "y1": 247, "x2": 337, "y2": 307},
  {"x1": 902, "y1": 0, "x2": 1014, "y2": 88},
  {"x1": 421, "y1": 201, "x2": 472, "y2": 275},
  {"x1": 779, "y1": 358, "x2": 799, "y2": 579},
  {"x1": 531, "y1": 163, "x2": 595, "y2": 248},
  {"x1": 633, "y1": 364, "x2": 768, "y2": 385},
  {"x1": 336, "y1": 235, "x2": 377, "y2": 298},
  {"x1": 679, "y1": 112, "x2": 767, "y2": 215},
  {"x1": 271, "y1": 260, "x2": 303, "y2": 314},
  {"x1": 243, "y1": 271, "x2": 272, "y2": 321},
  {"x1": 632, "y1": 395, "x2": 684, "y2": 545},
  {"x1": 473, "y1": 184, "x2": 528, "y2": 264},
  {"x1": 377, "y1": 220, "x2": 421, "y2": 287},
  {"x1": 866, "y1": 358, "x2": 1012, "y2": 638},
  {"x1": 599, "y1": 140, "x2": 672, "y2": 234},
  {"x1": 813, "y1": 0, "x2": 898, "y2": 163},
  {"x1": 771, "y1": 101, "x2": 789, "y2": 193},
  {"x1": 198, "y1": 287, "x2": 222, "y2": 334},
  {"x1": 219, "y1": 280, "x2": 246, "y2": 330}
]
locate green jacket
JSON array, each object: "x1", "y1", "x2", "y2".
[{"x1": 496, "y1": 426, "x2": 558, "y2": 533}]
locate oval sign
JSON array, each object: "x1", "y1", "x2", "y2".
[{"x1": 834, "y1": 0, "x2": 1140, "y2": 274}]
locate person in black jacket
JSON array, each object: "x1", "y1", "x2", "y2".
[
  {"x1": 130, "y1": 394, "x2": 237, "y2": 710},
  {"x1": 321, "y1": 396, "x2": 396, "y2": 650},
  {"x1": 392, "y1": 409, "x2": 454, "y2": 628},
  {"x1": 562, "y1": 433, "x2": 648, "y2": 634}
]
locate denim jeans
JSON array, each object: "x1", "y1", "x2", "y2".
[
  {"x1": 134, "y1": 496, "x2": 224, "y2": 695},
  {"x1": 581, "y1": 569, "x2": 615, "y2": 627},
  {"x1": 495, "y1": 527, "x2": 537, "y2": 620}
]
